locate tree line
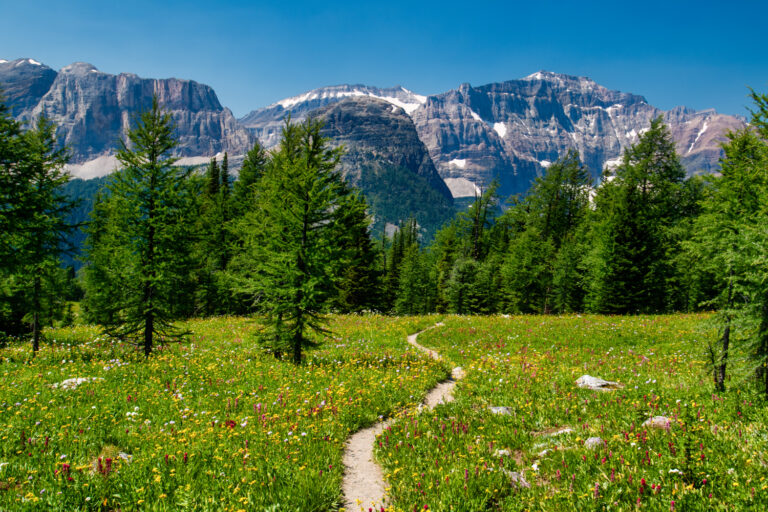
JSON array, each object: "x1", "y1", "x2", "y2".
[{"x1": 2, "y1": 89, "x2": 768, "y2": 396}]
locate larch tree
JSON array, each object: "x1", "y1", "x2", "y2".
[
  {"x1": 243, "y1": 117, "x2": 351, "y2": 364},
  {"x1": 84, "y1": 97, "x2": 193, "y2": 355}
]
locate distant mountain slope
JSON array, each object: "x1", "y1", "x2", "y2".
[
  {"x1": 412, "y1": 72, "x2": 744, "y2": 197},
  {"x1": 247, "y1": 72, "x2": 744, "y2": 199},
  {"x1": 0, "y1": 58, "x2": 58, "y2": 117},
  {"x1": 239, "y1": 84, "x2": 427, "y2": 148},
  {"x1": 0, "y1": 59, "x2": 252, "y2": 176},
  {"x1": 314, "y1": 97, "x2": 454, "y2": 237}
]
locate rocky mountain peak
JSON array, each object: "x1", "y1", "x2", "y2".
[
  {"x1": 0, "y1": 58, "x2": 58, "y2": 116},
  {"x1": 60, "y1": 62, "x2": 100, "y2": 75}
]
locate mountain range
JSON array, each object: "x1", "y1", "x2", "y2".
[{"x1": 1, "y1": 57, "x2": 746, "y2": 234}]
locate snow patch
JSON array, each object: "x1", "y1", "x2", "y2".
[
  {"x1": 27, "y1": 58, "x2": 41, "y2": 66},
  {"x1": 493, "y1": 122, "x2": 508, "y2": 138},
  {"x1": 540, "y1": 160, "x2": 552, "y2": 169},
  {"x1": 468, "y1": 109, "x2": 482, "y2": 122},
  {"x1": 688, "y1": 121, "x2": 709, "y2": 154},
  {"x1": 0, "y1": 59, "x2": 7, "y2": 64},
  {"x1": 524, "y1": 71, "x2": 546, "y2": 81},
  {"x1": 449, "y1": 158, "x2": 467, "y2": 169},
  {"x1": 276, "y1": 87, "x2": 426, "y2": 115},
  {"x1": 444, "y1": 177, "x2": 481, "y2": 198},
  {"x1": 602, "y1": 157, "x2": 623, "y2": 171},
  {"x1": 65, "y1": 155, "x2": 121, "y2": 180}
]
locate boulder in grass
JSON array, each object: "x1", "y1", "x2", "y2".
[
  {"x1": 585, "y1": 437, "x2": 603, "y2": 449},
  {"x1": 643, "y1": 416, "x2": 673, "y2": 430},
  {"x1": 489, "y1": 406, "x2": 513, "y2": 415},
  {"x1": 576, "y1": 375, "x2": 623, "y2": 391},
  {"x1": 52, "y1": 377, "x2": 104, "y2": 390},
  {"x1": 503, "y1": 469, "x2": 531, "y2": 489}
]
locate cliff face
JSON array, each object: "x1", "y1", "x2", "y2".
[
  {"x1": 0, "y1": 60, "x2": 252, "y2": 172},
  {"x1": 0, "y1": 58, "x2": 58, "y2": 117},
  {"x1": 242, "y1": 72, "x2": 744, "y2": 199},
  {"x1": 410, "y1": 72, "x2": 744, "y2": 197},
  {"x1": 239, "y1": 84, "x2": 427, "y2": 149},
  {"x1": 313, "y1": 97, "x2": 454, "y2": 237}
]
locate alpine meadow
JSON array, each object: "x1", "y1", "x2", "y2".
[{"x1": 3, "y1": 23, "x2": 768, "y2": 512}]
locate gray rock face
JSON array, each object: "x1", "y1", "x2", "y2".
[
  {"x1": 239, "y1": 84, "x2": 426, "y2": 149},
  {"x1": 315, "y1": 97, "x2": 451, "y2": 200},
  {"x1": 0, "y1": 58, "x2": 58, "y2": 117},
  {"x1": 410, "y1": 71, "x2": 744, "y2": 197},
  {"x1": 1, "y1": 59, "x2": 252, "y2": 166},
  {"x1": 313, "y1": 97, "x2": 454, "y2": 236}
]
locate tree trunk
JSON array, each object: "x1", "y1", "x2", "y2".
[
  {"x1": 757, "y1": 300, "x2": 768, "y2": 399},
  {"x1": 716, "y1": 270, "x2": 735, "y2": 392},
  {"x1": 716, "y1": 323, "x2": 730, "y2": 392},
  {"x1": 144, "y1": 177, "x2": 156, "y2": 357},
  {"x1": 32, "y1": 273, "x2": 41, "y2": 352}
]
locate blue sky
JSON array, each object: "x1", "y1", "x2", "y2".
[{"x1": 2, "y1": 0, "x2": 766, "y2": 117}]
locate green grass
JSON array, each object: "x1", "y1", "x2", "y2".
[
  {"x1": 2, "y1": 314, "x2": 767, "y2": 511},
  {"x1": 376, "y1": 314, "x2": 768, "y2": 511},
  {"x1": 0, "y1": 315, "x2": 446, "y2": 511}
]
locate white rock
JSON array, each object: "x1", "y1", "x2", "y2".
[
  {"x1": 503, "y1": 469, "x2": 531, "y2": 489},
  {"x1": 544, "y1": 427, "x2": 573, "y2": 437},
  {"x1": 585, "y1": 437, "x2": 603, "y2": 449},
  {"x1": 576, "y1": 375, "x2": 623, "y2": 391},
  {"x1": 52, "y1": 377, "x2": 104, "y2": 390},
  {"x1": 494, "y1": 449, "x2": 511, "y2": 457},
  {"x1": 643, "y1": 416, "x2": 673, "y2": 429},
  {"x1": 489, "y1": 406, "x2": 513, "y2": 415}
]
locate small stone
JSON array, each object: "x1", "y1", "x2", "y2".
[
  {"x1": 503, "y1": 469, "x2": 531, "y2": 489},
  {"x1": 584, "y1": 437, "x2": 603, "y2": 449},
  {"x1": 494, "y1": 449, "x2": 511, "y2": 457},
  {"x1": 544, "y1": 427, "x2": 573, "y2": 437},
  {"x1": 643, "y1": 416, "x2": 673, "y2": 429},
  {"x1": 576, "y1": 375, "x2": 623, "y2": 391},
  {"x1": 117, "y1": 452, "x2": 132, "y2": 463},
  {"x1": 489, "y1": 406, "x2": 512, "y2": 415},
  {"x1": 538, "y1": 449, "x2": 551, "y2": 457},
  {"x1": 52, "y1": 377, "x2": 104, "y2": 390}
]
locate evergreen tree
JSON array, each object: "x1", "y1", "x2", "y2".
[
  {"x1": 232, "y1": 142, "x2": 267, "y2": 216},
  {"x1": 0, "y1": 105, "x2": 76, "y2": 348},
  {"x1": 83, "y1": 97, "x2": 192, "y2": 355},
  {"x1": 586, "y1": 117, "x2": 686, "y2": 313},
  {"x1": 206, "y1": 157, "x2": 220, "y2": 197},
  {"x1": 331, "y1": 191, "x2": 382, "y2": 312},
  {"x1": 240, "y1": 117, "x2": 350, "y2": 364},
  {"x1": 221, "y1": 151, "x2": 230, "y2": 199},
  {"x1": 686, "y1": 93, "x2": 768, "y2": 393},
  {"x1": 497, "y1": 150, "x2": 591, "y2": 313},
  {"x1": 395, "y1": 243, "x2": 429, "y2": 315}
]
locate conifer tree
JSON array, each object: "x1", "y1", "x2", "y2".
[
  {"x1": 241, "y1": 117, "x2": 350, "y2": 364},
  {"x1": 206, "y1": 157, "x2": 220, "y2": 198},
  {"x1": 232, "y1": 142, "x2": 267, "y2": 216},
  {"x1": 331, "y1": 191, "x2": 381, "y2": 312},
  {"x1": 83, "y1": 97, "x2": 192, "y2": 355},
  {"x1": 17, "y1": 117, "x2": 77, "y2": 350},
  {"x1": 586, "y1": 117, "x2": 686, "y2": 313}
]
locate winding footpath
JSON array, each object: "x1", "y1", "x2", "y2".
[{"x1": 341, "y1": 323, "x2": 465, "y2": 511}]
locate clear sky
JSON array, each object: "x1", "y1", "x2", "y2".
[{"x1": 2, "y1": 0, "x2": 766, "y2": 118}]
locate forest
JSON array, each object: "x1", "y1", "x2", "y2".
[{"x1": 3, "y1": 89, "x2": 768, "y2": 396}]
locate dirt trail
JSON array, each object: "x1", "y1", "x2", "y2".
[{"x1": 341, "y1": 323, "x2": 464, "y2": 511}]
